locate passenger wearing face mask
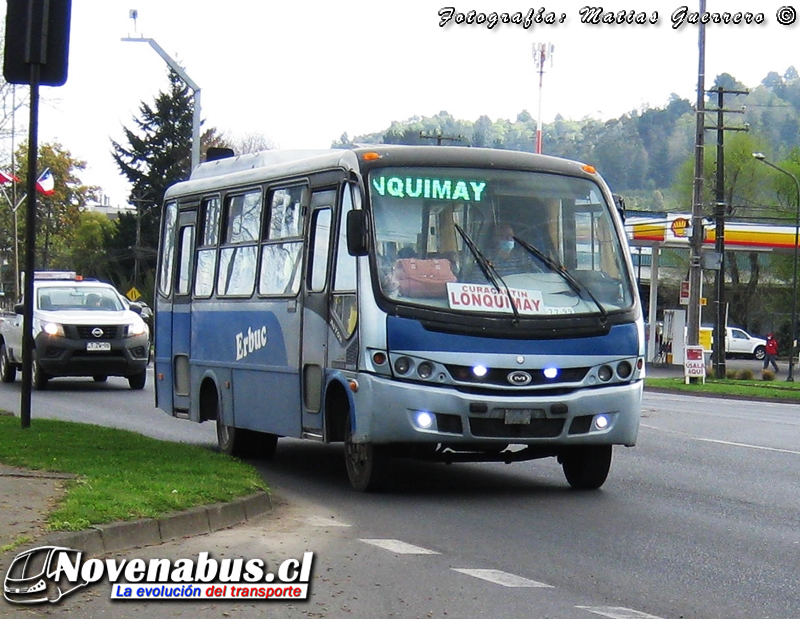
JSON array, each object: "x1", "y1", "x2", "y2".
[{"x1": 486, "y1": 223, "x2": 539, "y2": 276}]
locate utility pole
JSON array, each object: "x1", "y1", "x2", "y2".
[
  {"x1": 419, "y1": 131, "x2": 464, "y2": 146},
  {"x1": 532, "y1": 42, "x2": 554, "y2": 154},
  {"x1": 708, "y1": 86, "x2": 748, "y2": 379},
  {"x1": 687, "y1": 0, "x2": 706, "y2": 359}
]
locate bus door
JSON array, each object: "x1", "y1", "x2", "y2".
[
  {"x1": 171, "y1": 209, "x2": 196, "y2": 414},
  {"x1": 301, "y1": 189, "x2": 336, "y2": 437}
]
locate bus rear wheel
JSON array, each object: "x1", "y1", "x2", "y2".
[
  {"x1": 560, "y1": 445, "x2": 612, "y2": 490},
  {"x1": 344, "y1": 414, "x2": 388, "y2": 492},
  {"x1": 216, "y1": 419, "x2": 278, "y2": 460}
]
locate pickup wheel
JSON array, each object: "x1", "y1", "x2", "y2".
[
  {"x1": 32, "y1": 357, "x2": 49, "y2": 390},
  {"x1": 753, "y1": 345, "x2": 766, "y2": 361},
  {"x1": 128, "y1": 370, "x2": 147, "y2": 390},
  {"x1": 0, "y1": 343, "x2": 16, "y2": 383}
]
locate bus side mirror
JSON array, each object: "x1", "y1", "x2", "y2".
[
  {"x1": 346, "y1": 210, "x2": 368, "y2": 256},
  {"x1": 13, "y1": 302, "x2": 24, "y2": 315}
]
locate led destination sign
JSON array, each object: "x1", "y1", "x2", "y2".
[{"x1": 372, "y1": 175, "x2": 487, "y2": 202}]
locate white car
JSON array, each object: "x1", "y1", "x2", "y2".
[{"x1": 725, "y1": 327, "x2": 767, "y2": 360}]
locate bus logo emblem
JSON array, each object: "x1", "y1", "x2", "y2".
[{"x1": 507, "y1": 371, "x2": 532, "y2": 386}]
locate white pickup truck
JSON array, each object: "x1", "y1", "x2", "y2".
[
  {"x1": 724, "y1": 326, "x2": 767, "y2": 360},
  {"x1": 0, "y1": 272, "x2": 150, "y2": 390}
]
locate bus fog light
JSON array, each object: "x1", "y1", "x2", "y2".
[
  {"x1": 594, "y1": 414, "x2": 610, "y2": 430},
  {"x1": 472, "y1": 364, "x2": 488, "y2": 378},
  {"x1": 394, "y1": 356, "x2": 411, "y2": 375},
  {"x1": 543, "y1": 366, "x2": 558, "y2": 379},
  {"x1": 417, "y1": 362, "x2": 433, "y2": 379},
  {"x1": 415, "y1": 411, "x2": 435, "y2": 429}
]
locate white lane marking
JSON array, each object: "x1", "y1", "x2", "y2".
[
  {"x1": 451, "y1": 568, "x2": 553, "y2": 588},
  {"x1": 576, "y1": 606, "x2": 666, "y2": 619},
  {"x1": 304, "y1": 515, "x2": 351, "y2": 527},
  {"x1": 641, "y1": 424, "x2": 800, "y2": 456},
  {"x1": 359, "y1": 539, "x2": 439, "y2": 554}
]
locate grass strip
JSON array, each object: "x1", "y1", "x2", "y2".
[
  {"x1": 645, "y1": 377, "x2": 800, "y2": 400},
  {"x1": 0, "y1": 413, "x2": 267, "y2": 532}
]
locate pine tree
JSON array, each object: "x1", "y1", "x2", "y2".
[{"x1": 111, "y1": 68, "x2": 195, "y2": 286}]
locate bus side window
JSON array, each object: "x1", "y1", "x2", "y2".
[
  {"x1": 194, "y1": 196, "x2": 220, "y2": 298},
  {"x1": 309, "y1": 208, "x2": 332, "y2": 292},
  {"x1": 158, "y1": 201, "x2": 178, "y2": 298},
  {"x1": 217, "y1": 190, "x2": 262, "y2": 297},
  {"x1": 259, "y1": 186, "x2": 306, "y2": 296}
]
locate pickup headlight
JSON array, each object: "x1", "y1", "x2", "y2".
[
  {"x1": 125, "y1": 318, "x2": 148, "y2": 338},
  {"x1": 42, "y1": 322, "x2": 65, "y2": 337}
]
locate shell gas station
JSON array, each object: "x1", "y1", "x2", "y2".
[{"x1": 627, "y1": 213, "x2": 798, "y2": 365}]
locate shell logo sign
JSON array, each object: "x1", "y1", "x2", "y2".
[{"x1": 670, "y1": 217, "x2": 691, "y2": 238}]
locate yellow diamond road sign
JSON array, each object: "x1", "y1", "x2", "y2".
[{"x1": 126, "y1": 287, "x2": 141, "y2": 302}]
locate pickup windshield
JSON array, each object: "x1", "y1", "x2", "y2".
[
  {"x1": 370, "y1": 166, "x2": 634, "y2": 317},
  {"x1": 36, "y1": 287, "x2": 124, "y2": 311}
]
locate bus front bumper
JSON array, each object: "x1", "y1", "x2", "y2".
[{"x1": 350, "y1": 373, "x2": 642, "y2": 447}]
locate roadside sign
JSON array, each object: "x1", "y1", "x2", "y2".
[
  {"x1": 126, "y1": 287, "x2": 141, "y2": 302},
  {"x1": 684, "y1": 345, "x2": 706, "y2": 383},
  {"x1": 679, "y1": 281, "x2": 689, "y2": 305}
]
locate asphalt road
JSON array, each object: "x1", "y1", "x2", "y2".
[{"x1": 0, "y1": 374, "x2": 798, "y2": 618}]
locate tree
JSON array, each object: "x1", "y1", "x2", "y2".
[
  {"x1": 111, "y1": 68, "x2": 206, "y2": 288},
  {"x1": 5, "y1": 142, "x2": 98, "y2": 276}
]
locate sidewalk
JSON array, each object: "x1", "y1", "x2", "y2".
[{"x1": 0, "y1": 462, "x2": 272, "y2": 573}]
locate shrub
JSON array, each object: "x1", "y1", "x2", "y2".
[
  {"x1": 737, "y1": 369, "x2": 754, "y2": 381},
  {"x1": 726, "y1": 369, "x2": 738, "y2": 380},
  {"x1": 762, "y1": 369, "x2": 776, "y2": 381}
]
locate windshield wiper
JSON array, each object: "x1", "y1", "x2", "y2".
[
  {"x1": 512, "y1": 235, "x2": 608, "y2": 320},
  {"x1": 454, "y1": 223, "x2": 520, "y2": 324}
]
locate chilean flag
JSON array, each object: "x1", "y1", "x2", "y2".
[
  {"x1": 36, "y1": 168, "x2": 55, "y2": 195},
  {"x1": 0, "y1": 171, "x2": 18, "y2": 184}
]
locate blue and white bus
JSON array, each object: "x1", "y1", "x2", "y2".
[{"x1": 154, "y1": 146, "x2": 644, "y2": 491}]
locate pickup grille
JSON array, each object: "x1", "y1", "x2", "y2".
[{"x1": 67, "y1": 325, "x2": 123, "y2": 340}]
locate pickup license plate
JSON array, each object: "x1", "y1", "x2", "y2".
[
  {"x1": 86, "y1": 342, "x2": 111, "y2": 352},
  {"x1": 504, "y1": 409, "x2": 535, "y2": 425}
]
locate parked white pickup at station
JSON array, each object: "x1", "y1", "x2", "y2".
[
  {"x1": 724, "y1": 326, "x2": 767, "y2": 360},
  {"x1": 0, "y1": 271, "x2": 150, "y2": 390}
]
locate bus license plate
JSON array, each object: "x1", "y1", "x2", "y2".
[
  {"x1": 504, "y1": 409, "x2": 533, "y2": 425},
  {"x1": 86, "y1": 342, "x2": 111, "y2": 352}
]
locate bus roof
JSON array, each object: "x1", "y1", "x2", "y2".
[{"x1": 166, "y1": 145, "x2": 602, "y2": 200}]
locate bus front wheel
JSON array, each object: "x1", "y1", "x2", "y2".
[
  {"x1": 559, "y1": 445, "x2": 612, "y2": 490},
  {"x1": 344, "y1": 414, "x2": 387, "y2": 492}
]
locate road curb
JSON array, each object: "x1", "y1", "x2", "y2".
[{"x1": 37, "y1": 491, "x2": 273, "y2": 556}]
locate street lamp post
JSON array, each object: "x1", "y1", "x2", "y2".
[
  {"x1": 753, "y1": 152, "x2": 800, "y2": 381},
  {"x1": 121, "y1": 36, "x2": 201, "y2": 171}
]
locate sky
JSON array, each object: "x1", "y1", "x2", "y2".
[{"x1": 7, "y1": 0, "x2": 800, "y2": 206}]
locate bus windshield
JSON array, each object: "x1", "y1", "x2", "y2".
[{"x1": 370, "y1": 167, "x2": 634, "y2": 317}]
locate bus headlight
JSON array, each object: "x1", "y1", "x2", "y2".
[
  {"x1": 417, "y1": 362, "x2": 434, "y2": 379},
  {"x1": 597, "y1": 365, "x2": 613, "y2": 382},
  {"x1": 394, "y1": 356, "x2": 411, "y2": 375}
]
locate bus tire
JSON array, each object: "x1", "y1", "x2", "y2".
[
  {"x1": 93, "y1": 375, "x2": 108, "y2": 383},
  {"x1": 560, "y1": 445, "x2": 612, "y2": 490},
  {"x1": 0, "y1": 343, "x2": 16, "y2": 383},
  {"x1": 344, "y1": 413, "x2": 388, "y2": 492},
  {"x1": 217, "y1": 419, "x2": 278, "y2": 460}
]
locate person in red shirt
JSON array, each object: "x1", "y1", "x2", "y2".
[{"x1": 764, "y1": 333, "x2": 779, "y2": 372}]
